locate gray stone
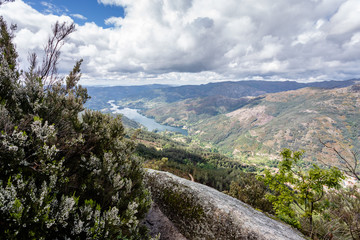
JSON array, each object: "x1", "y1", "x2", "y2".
[
  {"x1": 145, "y1": 203, "x2": 187, "y2": 240},
  {"x1": 145, "y1": 169, "x2": 306, "y2": 240}
]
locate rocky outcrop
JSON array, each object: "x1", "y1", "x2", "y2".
[
  {"x1": 145, "y1": 203, "x2": 187, "y2": 240},
  {"x1": 145, "y1": 169, "x2": 306, "y2": 240}
]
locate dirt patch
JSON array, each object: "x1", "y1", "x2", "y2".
[{"x1": 226, "y1": 105, "x2": 274, "y2": 126}]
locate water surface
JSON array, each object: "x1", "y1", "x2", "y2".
[{"x1": 108, "y1": 100, "x2": 187, "y2": 135}]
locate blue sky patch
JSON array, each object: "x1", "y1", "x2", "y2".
[{"x1": 25, "y1": 0, "x2": 125, "y2": 27}]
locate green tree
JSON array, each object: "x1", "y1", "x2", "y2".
[
  {"x1": 0, "y1": 17, "x2": 152, "y2": 239},
  {"x1": 259, "y1": 149, "x2": 344, "y2": 237}
]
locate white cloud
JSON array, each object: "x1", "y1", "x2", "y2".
[
  {"x1": 0, "y1": 1, "x2": 73, "y2": 69},
  {"x1": 104, "y1": 16, "x2": 122, "y2": 27},
  {"x1": 1, "y1": 0, "x2": 360, "y2": 85},
  {"x1": 41, "y1": 1, "x2": 68, "y2": 15},
  {"x1": 71, "y1": 13, "x2": 87, "y2": 20},
  {"x1": 97, "y1": 0, "x2": 126, "y2": 7},
  {"x1": 328, "y1": 0, "x2": 360, "y2": 35}
]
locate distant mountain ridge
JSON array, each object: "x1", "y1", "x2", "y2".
[
  {"x1": 85, "y1": 79, "x2": 358, "y2": 110},
  {"x1": 158, "y1": 79, "x2": 357, "y2": 101}
]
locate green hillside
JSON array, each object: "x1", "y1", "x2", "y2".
[
  {"x1": 144, "y1": 85, "x2": 360, "y2": 164},
  {"x1": 144, "y1": 96, "x2": 258, "y2": 127}
]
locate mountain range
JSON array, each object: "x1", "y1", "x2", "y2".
[
  {"x1": 86, "y1": 79, "x2": 356, "y2": 109},
  {"x1": 85, "y1": 79, "x2": 360, "y2": 164}
]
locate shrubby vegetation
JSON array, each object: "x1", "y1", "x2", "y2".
[
  {"x1": 134, "y1": 130, "x2": 273, "y2": 214},
  {"x1": 136, "y1": 128, "x2": 360, "y2": 239},
  {"x1": 323, "y1": 186, "x2": 360, "y2": 239},
  {"x1": 226, "y1": 177, "x2": 274, "y2": 214},
  {"x1": 258, "y1": 149, "x2": 359, "y2": 240},
  {"x1": 137, "y1": 140, "x2": 250, "y2": 191},
  {"x1": 259, "y1": 149, "x2": 344, "y2": 236},
  {"x1": 0, "y1": 16, "x2": 152, "y2": 239}
]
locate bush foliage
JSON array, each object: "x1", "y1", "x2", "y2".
[{"x1": 0, "y1": 17, "x2": 151, "y2": 239}]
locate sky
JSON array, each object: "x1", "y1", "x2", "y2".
[{"x1": 1, "y1": 0, "x2": 360, "y2": 86}]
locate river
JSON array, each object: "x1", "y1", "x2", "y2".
[{"x1": 108, "y1": 100, "x2": 188, "y2": 135}]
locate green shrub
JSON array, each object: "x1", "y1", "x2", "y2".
[{"x1": 0, "y1": 18, "x2": 151, "y2": 239}]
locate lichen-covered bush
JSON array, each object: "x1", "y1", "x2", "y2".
[{"x1": 0, "y1": 17, "x2": 151, "y2": 239}]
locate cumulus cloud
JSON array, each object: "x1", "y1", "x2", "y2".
[
  {"x1": 1, "y1": 0, "x2": 360, "y2": 85},
  {"x1": 0, "y1": 1, "x2": 73, "y2": 70}
]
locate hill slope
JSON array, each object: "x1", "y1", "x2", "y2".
[
  {"x1": 85, "y1": 80, "x2": 360, "y2": 164},
  {"x1": 146, "y1": 85, "x2": 360, "y2": 164}
]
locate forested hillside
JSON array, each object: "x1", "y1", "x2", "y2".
[
  {"x1": 85, "y1": 77, "x2": 360, "y2": 166},
  {"x1": 142, "y1": 85, "x2": 360, "y2": 165}
]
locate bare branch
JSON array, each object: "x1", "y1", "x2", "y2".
[
  {"x1": 0, "y1": 0, "x2": 14, "y2": 6},
  {"x1": 40, "y1": 21, "x2": 76, "y2": 86},
  {"x1": 319, "y1": 139, "x2": 359, "y2": 181}
]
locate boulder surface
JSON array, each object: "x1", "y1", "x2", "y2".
[{"x1": 145, "y1": 169, "x2": 306, "y2": 240}]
